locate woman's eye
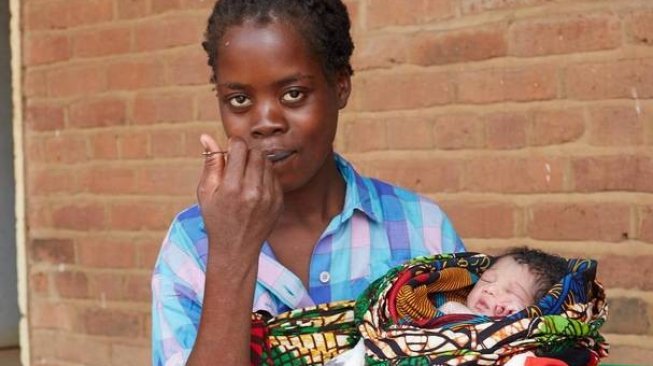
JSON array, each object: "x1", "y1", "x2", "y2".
[
  {"x1": 281, "y1": 90, "x2": 305, "y2": 103},
  {"x1": 228, "y1": 95, "x2": 252, "y2": 108}
]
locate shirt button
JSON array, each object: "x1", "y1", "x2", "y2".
[{"x1": 319, "y1": 271, "x2": 331, "y2": 284}]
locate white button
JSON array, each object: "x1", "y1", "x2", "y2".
[{"x1": 319, "y1": 271, "x2": 331, "y2": 284}]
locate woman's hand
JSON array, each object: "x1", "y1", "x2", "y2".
[{"x1": 197, "y1": 134, "x2": 284, "y2": 258}]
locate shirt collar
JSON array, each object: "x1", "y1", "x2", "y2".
[{"x1": 334, "y1": 153, "x2": 382, "y2": 224}]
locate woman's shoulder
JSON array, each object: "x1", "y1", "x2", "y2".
[{"x1": 363, "y1": 175, "x2": 442, "y2": 209}]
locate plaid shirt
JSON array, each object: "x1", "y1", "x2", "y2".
[{"x1": 151, "y1": 154, "x2": 465, "y2": 366}]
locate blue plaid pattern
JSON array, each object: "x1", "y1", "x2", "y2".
[{"x1": 151, "y1": 154, "x2": 465, "y2": 365}]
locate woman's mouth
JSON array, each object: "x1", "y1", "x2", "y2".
[{"x1": 264, "y1": 150, "x2": 294, "y2": 163}]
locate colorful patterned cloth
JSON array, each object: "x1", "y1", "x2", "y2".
[{"x1": 250, "y1": 252, "x2": 608, "y2": 366}]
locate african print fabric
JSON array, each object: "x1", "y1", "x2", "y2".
[{"x1": 250, "y1": 252, "x2": 608, "y2": 366}]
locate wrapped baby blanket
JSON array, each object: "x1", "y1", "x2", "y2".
[{"x1": 250, "y1": 252, "x2": 608, "y2": 366}]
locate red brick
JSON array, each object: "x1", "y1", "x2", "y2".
[
  {"x1": 457, "y1": 64, "x2": 557, "y2": 104},
  {"x1": 361, "y1": 156, "x2": 461, "y2": 193},
  {"x1": 24, "y1": 69, "x2": 48, "y2": 98},
  {"x1": 408, "y1": 25, "x2": 507, "y2": 66},
  {"x1": 77, "y1": 238, "x2": 137, "y2": 268},
  {"x1": 463, "y1": 156, "x2": 566, "y2": 193},
  {"x1": 69, "y1": 97, "x2": 127, "y2": 128},
  {"x1": 386, "y1": 117, "x2": 434, "y2": 150},
  {"x1": 67, "y1": 0, "x2": 114, "y2": 27},
  {"x1": 26, "y1": 0, "x2": 113, "y2": 30},
  {"x1": 55, "y1": 333, "x2": 112, "y2": 365},
  {"x1": 461, "y1": 0, "x2": 551, "y2": 14},
  {"x1": 151, "y1": 0, "x2": 183, "y2": 14},
  {"x1": 133, "y1": 15, "x2": 206, "y2": 51},
  {"x1": 606, "y1": 346, "x2": 653, "y2": 365},
  {"x1": 29, "y1": 168, "x2": 78, "y2": 195},
  {"x1": 139, "y1": 240, "x2": 163, "y2": 269},
  {"x1": 180, "y1": 0, "x2": 215, "y2": 9},
  {"x1": 24, "y1": 33, "x2": 70, "y2": 66},
  {"x1": 116, "y1": 0, "x2": 149, "y2": 19},
  {"x1": 588, "y1": 105, "x2": 648, "y2": 146},
  {"x1": 527, "y1": 202, "x2": 631, "y2": 242},
  {"x1": 196, "y1": 93, "x2": 220, "y2": 121},
  {"x1": 25, "y1": 103, "x2": 65, "y2": 132},
  {"x1": 111, "y1": 343, "x2": 150, "y2": 366},
  {"x1": 598, "y1": 255, "x2": 653, "y2": 291},
  {"x1": 30, "y1": 238, "x2": 75, "y2": 264},
  {"x1": 433, "y1": 114, "x2": 483, "y2": 149},
  {"x1": 483, "y1": 112, "x2": 529, "y2": 149},
  {"x1": 30, "y1": 271, "x2": 49, "y2": 295},
  {"x1": 151, "y1": 129, "x2": 186, "y2": 157},
  {"x1": 135, "y1": 164, "x2": 199, "y2": 196},
  {"x1": 509, "y1": 14, "x2": 621, "y2": 56},
  {"x1": 47, "y1": 64, "x2": 106, "y2": 97},
  {"x1": 439, "y1": 201, "x2": 516, "y2": 238},
  {"x1": 602, "y1": 297, "x2": 649, "y2": 335},
  {"x1": 71, "y1": 27, "x2": 132, "y2": 58},
  {"x1": 167, "y1": 49, "x2": 213, "y2": 86},
  {"x1": 23, "y1": 1, "x2": 69, "y2": 30},
  {"x1": 90, "y1": 131, "x2": 120, "y2": 159},
  {"x1": 31, "y1": 330, "x2": 58, "y2": 360},
  {"x1": 626, "y1": 10, "x2": 653, "y2": 45},
  {"x1": 54, "y1": 271, "x2": 89, "y2": 299},
  {"x1": 27, "y1": 200, "x2": 52, "y2": 230},
  {"x1": 109, "y1": 201, "x2": 172, "y2": 231},
  {"x1": 78, "y1": 165, "x2": 137, "y2": 194},
  {"x1": 367, "y1": 0, "x2": 455, "y2": 29},
  {"x1": 82, "y1": 307, "x2": 143, "y2": 337},
  {"x1": 107, "y1": 59, "x2": 166, "y2": 90},
  {"x1": 52, "y1": 203, "x2": 106, "y2": 231},
  {"x1": 637, "y1": 156, "x2": 653, "y2": 192},
  {"x1": 43, "y1": 134, "x2": 89, "y2": 164},
  {"x1": 358, "y1": 71, "x2": 451, "y2": 111},
  {"x1": 572, "y1": 155, "x2": 640, "y2": 192},
  {"x1": 132, "y1": 93, "x2": 194, "y2": 124},
  {"x1": 31, "y1": 300, "x2": 76, "y2": 330},
  {"x1": 352, "y1": 34, "x2": 408, "y2": 71},
  {"x1": 184, "y1": 124, "x2": 223, "y2": 157},
  {"x1": 640, "y1": 206, "x2": 653, "y2": 243},
  {"x1": 531, "y1": 108, "x2": 585, "y2": 146},
  {"x1": 343, "y1": 118, "x2": 387, "y2": 152},
  {"x1": 565, "y1": 59, "x2": 653, "y2": 100},
  {"x1": 124, "y1": 273, "x2": 152, "y2": 303},
  {"x1": 119, "y1": 131, "x2": 151, "y2": 159},
  {"x1": 89, "y1": 273, "x2": 125, "y2": 301}
]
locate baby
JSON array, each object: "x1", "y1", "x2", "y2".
[{"x1": 440, "y1": 247, "x2": 568, "y2": 317}]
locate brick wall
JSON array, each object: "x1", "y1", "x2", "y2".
[{"x1": 21, "y1": 0, "x2": 653, "y2": 364}]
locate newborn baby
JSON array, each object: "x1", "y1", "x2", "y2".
[{"x1": 440, "y1": 247, "x2": 568, "y2": 317}]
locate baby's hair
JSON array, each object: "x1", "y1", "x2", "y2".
[
  {"x1": 202, "y1": 0, "x2": 354, "y2": 84},
  {"x1": 496, "y1": 247, "x2": 568, "y2": 301}
]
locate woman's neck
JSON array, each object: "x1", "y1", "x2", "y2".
[{"x1": 279, "y1": 154, "x2": 346, "y2": 227}]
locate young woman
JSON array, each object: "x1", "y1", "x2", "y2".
[{"x1": 151, "y1": 1, "x2": 465, "y2": 365}]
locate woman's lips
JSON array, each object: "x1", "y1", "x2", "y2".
[{"x1": 264, "y1": 150, "x2": 294, "y2": 163}]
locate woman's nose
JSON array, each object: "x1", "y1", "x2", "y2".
[{"x1": 251, "y1": 103, "x2": 288, "y2": 138}]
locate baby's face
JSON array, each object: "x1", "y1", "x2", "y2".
[{"x1": 466, "y1": 256, "x2": 539, "y2": 317}]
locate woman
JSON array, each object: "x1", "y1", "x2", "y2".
[{"x1": 151, "y1": 1, "x2": 465, "y2": 365}]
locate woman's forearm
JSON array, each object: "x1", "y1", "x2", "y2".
[{"x1": 186, "y1": 250, "x2": 258, "y2": 366}]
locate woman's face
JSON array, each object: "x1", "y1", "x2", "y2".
[
  {"x1": 214, "y1": 19, "x2": 351, "y2": 192},
  {"x1": 466, "y1": 256, "x2": 539, "y2": 317}
]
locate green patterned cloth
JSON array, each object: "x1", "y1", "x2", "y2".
[{"x1": 251, "y1": 252, "x2": 609, "y2": 366}]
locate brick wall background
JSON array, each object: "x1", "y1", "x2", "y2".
[{"x1": 20, "y1": 0, "x2": 653, "y2": 364}]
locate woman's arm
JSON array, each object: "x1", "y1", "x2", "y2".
[{"x1": 187, "y1": 136, "x2": 283, "y2": 366}]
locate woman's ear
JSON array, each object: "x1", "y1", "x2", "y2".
[{"x1": 336, "y1": 72, "x2": 352, "y2": 109}]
